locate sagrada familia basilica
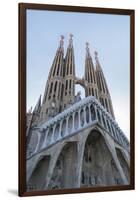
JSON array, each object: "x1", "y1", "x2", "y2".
[{"x1": 26, "y1": 34, "x2": 130, "y2": 191}]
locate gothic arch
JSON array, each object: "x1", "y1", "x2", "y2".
[
  {"x1": 48, "y1": 142, "x2": 78, "y2": 189},
  {"x1": 28, "y1": 155, "x2": 50, "y2": 191},
  {"x1": 81, "y1": 129, "x2": 123, "y2": 187}
]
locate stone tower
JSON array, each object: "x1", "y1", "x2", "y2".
[
  {"x1": 62, "y1": 34, "x2": 76, "y2": 109},
  {"x1": 84, "y1": 42, "x2": 99, "y2": 100},
  {"x1": 40, "y1": 36, "x2": 64, "y2": 122},
  {"x1": 26, "y1": 95, "x2": 41, "y2": 145},
  {"x1": 95, "y1": 51, "x2": 115, "y2": 119},
  {"x1": 26, "y1": 35, "x2": 130, "y2": 191}
]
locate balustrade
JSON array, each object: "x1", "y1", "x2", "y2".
[{"x1": 28, "y1": 96, "x2": 129, "y2": 158}]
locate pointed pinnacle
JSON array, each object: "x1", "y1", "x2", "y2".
[
  {"x1": 59, "y1": 35, "x2": 64, "y2": 48},
  {"x1": 86, "y1": 42, "x2": 89, "y2": 47},
  {"x1": 94, "y1": 51, "x2": 98, "y2": 58}
]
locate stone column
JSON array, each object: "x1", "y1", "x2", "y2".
[
  {"x1": 88, "y1": 103, "x2": 92, "y2": 123},
  {"x1": 51, "y1": 124, "x2": 56, "y2": 144},
  {"x1": 103, "y1": 134, "x2": 128, "y2": 184},
  {"x1": 75, "y1": 137, "x2": 86, "y2": 187},
  {"x1": 44, "y1": 144, "x2": 64, "y2": 188},
  {"x1": 94, "y1": 104, "x2": 98, "y2": 120},
  {"x1": 58, "y1": 120, "x2": 62, "y2": 140},
  {"x1": 104, "y1": 115, "x2": 108, "y2": 132},
  {"x1": 113, "y1": 150, "x2": 128, "y2": 184},
  {"x1": 78, "y1": 110, "x2": 81, "y2": 129},
  {"x1": 65, "y1": 116, "x2": 69, "y2": 136},
  {"x1": 99, "y1": 109, "x2": 104, "y2": 127},
  {"x1": 72, "y1": 112, "x2": 75, "y2": 132},
  {"x1": 34, "y1": 131, "x2": 41, "y2": 154},
  {"x1": 83, "y1": 106, "x2": 87, "y2": 126},
  {"x1": 42, "y1": 129, "x2": 49, "y2": 149}
]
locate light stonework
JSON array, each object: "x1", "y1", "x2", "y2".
[{"x1": 26, "y1": 35, "x2": 130, "y2": 191}]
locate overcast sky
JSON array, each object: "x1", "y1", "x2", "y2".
[{"x1": 27, "y1": 9, "x2": 130, "y2": 139}]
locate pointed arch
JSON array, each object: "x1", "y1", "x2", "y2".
[
  {"x1": 81, "y1": 129, "x2": 123, "y2": 187},
  {"x1": 48, "y1": 142, "x2": 78, "y2": 189},
  {"x1": 28, "y1": 156, "x2": 50, "y2": 191}
]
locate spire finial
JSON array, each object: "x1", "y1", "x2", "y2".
[
  {"x1": 86, "y1": 42, "x2": 90, "y2": 57},
  {"x1": 94, "y1": 51, "x2": 98, "y2": 61},
  {"x1": 86, "y1": 42, "x2": 89, "y2": 47},
  {"x1": 59, "y1": 35, "x2": 64, "y2": 48},
  {"x1": 69, "y1": 33, "x2": 73, "y2": 46}
]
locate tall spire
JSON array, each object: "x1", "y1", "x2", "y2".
[
  {"x1": 62, "y1": 33, "x2": 76, "y2": 109},
  {"x1": 86, "y1": 42, "x2": 91, "y2": 57},
  {"x1": 84, "y1": 42, "x2": 99, "y2": 99},
  {"x1": 58, "y1": 35, "x2": 64, "y2": 51},
  {"x1": 69, "y1": 33, "x2": 73, "y2": 48},
  {"x1": 40, "y1": 36, "x2": 65, "y2": 121},
  {"x1": 33, "y1": 95, "x2": 41, "y2": 114},
  {"x1": 95, "y1": 51, "x2": 115, "y2": 118}
]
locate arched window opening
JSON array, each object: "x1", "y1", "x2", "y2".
[
  {"x1": 80, "y1": 109, "x2": 85, "y2": 127},
  {"x1": 46, "y1": 127, "x2": 53, "y2": 145},
  {"x1": 54, "y1": 81, "x2": 57, "y2": 92},
  {"x1": 49, "y1": 82, "x2": 53, "y2": 99},
  {"x1": 68, "y1": 115, "x2": 73, "y2": 133},
  {"x1": 58, "y1": 82, "x2": 61, "y2": 99},
  {"x1": 97, "y1": 109, "x2": 101, "y2": 124},
  {"x1": 65, "y1": 80, "x2": 68, "y2": 90},
  {"x1": 61, "y1": 119, "x2": 66, "y2": 137},
  {"x1": 74, "y1": 112, "x2": 79, "y2": 129},
  {"x1": 61, "y1": 84, "x2": 64, "y2": 100},
  {"x1": 56, "y1": 63, "x2": 60, "y2": 76},
  {"x1": 90, "y1": 104, "x2": 96, "y2": 121},
  {"x1": 92, "y1": 88, "x2": 94, "y2": 96},
  {"x1": 69, "y1": 79, "x2": 72, "y2": 89},
  {"x1": 86, "y1": 106, "x2": 89, "y2": 123},
  {"x1": 54, "y1": 123, "x2": 60, "y2": 141}
]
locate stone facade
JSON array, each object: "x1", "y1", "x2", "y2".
[{"x1": 26, "y1": 35, "x2": 130, "y2": 191}]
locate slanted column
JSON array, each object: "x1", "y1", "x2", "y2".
[
  {"x1": 120, "y1": 133, "x2": 125, "y2": 146},
  {"x1": 78, "y1": 110, "x2": 81, "y2": 128},
  {"x1": 108, "y1": 120, "x2": 113, "y2": 137},
  {"x1": 94, "y1": 104, "x2": 98, "y2": 120},
  {"x1": 99, "y1": 109, "x2": 104, "y2": 127},
  {"x1": 51, "y1": 124, "x2": 56, "y2": 144},
  {"x1": 83, "y1": 106, "x2": 87, "y2": 126},
  {"x1": 65, "y1": 116, "x2": 69, "y2": 136},
  {"x1": 114, "y1": 126, "x2": 119, "y2": 142},
  {"x1": 104, "y1": 115, "x2": 108, "y2": 131},
  {"x1": 88, "y1": 103, "x2": 92, "y2": 123},
  {"x1": 58, "y1": 120, "x2": 62, "y2": 140},
  {"x1": 41, "y1": 128, "x2": 49, "y2": 149},
  {"x1": 72, "y1": 112, "x2": 75, "y2": 132},
  {"x1": 111, "y1": 124, "x2": 116, "y2": 139},
  {"x1": 113, "y1": 150, "x2": 128, "y2": 184},
  {"x1": 75, "y1": 140, "x2": 86, "y2": 187},
  {"x1": 34, "y1": 131, "x2": 41, "y2": 154}
]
